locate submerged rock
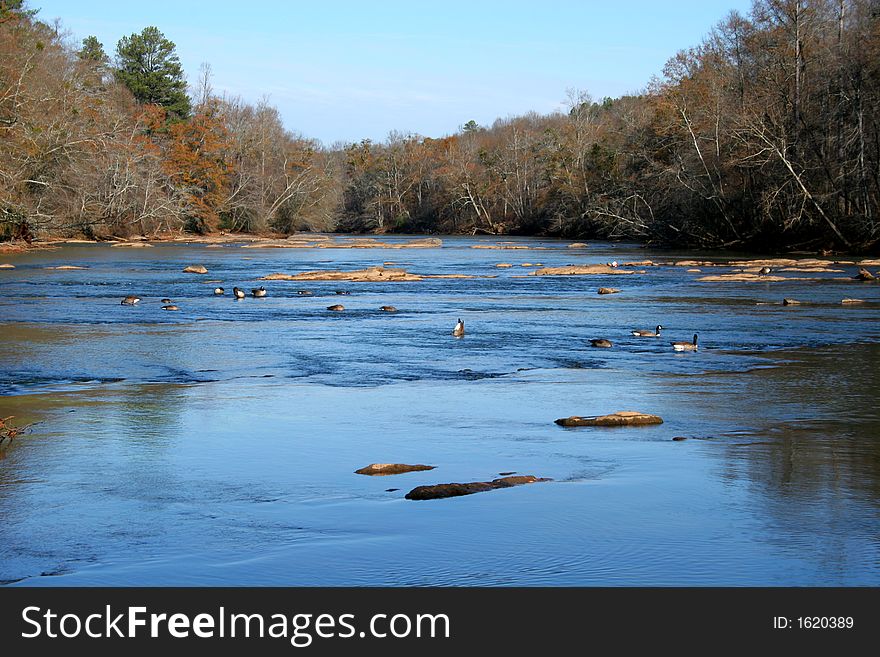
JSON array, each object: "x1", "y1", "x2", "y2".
[
  {"x1": 183, "y1": 265, "x2": 208, "y2": 274},
  {"x1": 355, "y1": 463, "x2": 435, "y2": 476},
  {"x1": 555, "y1": 411, "x2": 663, "y2": 427},
  {"x1": 597, "y1": 287, "x2": 620, "y2": 295},
  {"x1": 405, "y1": 475, "x2": 550, "y2": 500},
  {"x1": 782, "y1": 298, "x2": 801, "y2": 306},
  {"x1": 327, "y1": 304, "x2": 345, "y2": 311}
]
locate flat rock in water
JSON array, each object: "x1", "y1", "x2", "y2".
[
  {"x1": 568, "y1": 242, "x2": 588, "y2": 248},
  {"x1": 183, "y1": 265, "x2": 208, "y2": 274},
  {"x1": 532, "y1": 265, "x2": 637, "y2": 276},
  {"x1": 555, "y1": 411, "x2": 663, "y2": 427},
  {"x1": 597, "y1": 287, "x2": 620, "y2": 295},
  {"x1": 841, "y1": 298, "x2": 865, "y2": 304},
  {"x1": 355, "y1": 463, "x2": 435, "y2": 476},
  {"x1": 405, "y1": 475, "x2": 549, "y2": 500},
  {"x1": 111, "y1": 242, "x2": 153, "y2": 248},
  {"x1": 46, "y1": 265, "x2": 88, "y2": 270},
  {"x1": 262, "y1": 267, "x2": 422, "y2": 282},
  {"x1": 0, "y1": 263, "x2": 14, "y2": 269},
  {"x1": 782, "y1": 298, "x2": 801, "y2": 305},
  {"x1": 697, "y1": 273, "x2": 789, "y2": 282}
]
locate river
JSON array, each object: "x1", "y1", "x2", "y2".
[{"x1": 1, "y1": 236, "x2": 878, "y2": 585}]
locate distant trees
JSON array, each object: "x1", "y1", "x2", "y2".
[{"x1": 1, "y1": 0, "x2": 878, "y2": 250}]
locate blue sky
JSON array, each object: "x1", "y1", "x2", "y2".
[{"x1": 35, "y1": 0, "x2": 754, "y2": 144}]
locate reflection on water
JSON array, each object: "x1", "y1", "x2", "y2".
[{"x1": 0, "y1": 238, "x2": 878, "y2": 585}]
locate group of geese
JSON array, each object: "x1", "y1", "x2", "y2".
[
  {"x1": 121, "y1": 290, "x2": 693, "y2": 349},
  {"x1": 590, "y1": 325, "x2": 699, "y2": 352}
]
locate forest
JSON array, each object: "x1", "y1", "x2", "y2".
[{"x1": 1, "y1": 0, "x2": 878, "y2": 251}]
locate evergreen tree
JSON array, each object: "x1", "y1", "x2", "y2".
[{"x1": 114, "y1": 26, "x2": 191, "y2": 119}]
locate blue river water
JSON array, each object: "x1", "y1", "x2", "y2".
[{"x1": 0, "y1": 236, "x2": 878, "y2": 585}]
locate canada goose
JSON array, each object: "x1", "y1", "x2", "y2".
[
  {"x1": 335, "y1": 290, "x2": 351, "y2": 295},
  {"x1": 452, "y1": 318, "x2": 465, "y2": 337},
  {"x1": 379, "y1": 305, "x2": 397, "y2": 312},
  {"x1": 161, "y1": 305, "x2": 179, "y2": 311},
  {"x1": 252, "y1": 286, "x2": 267, "y2": 298},
  {"x1": 671, "y1": 334, "x2": 699, "y2": 351},
  {"x1": 233, "y1": 287, "x2": 245, "y2": 299},
  {"x1": 214, "y1": 287, "x2": 225, "y2": 295},
  {"x1": 758, "y1": 266, "x2": 772, "y2": 275},
  {"x1": 632, "y1": 325, "x2": 662, "y2": 337},
  {"x1": 161, "y1": 298, "x2": 172, "y2": 304},
  {"x1": 297, "y1": 290, "x2": 312, "y2": 296},
  {"x1": 590, "y1": 338, "x2": 613, "y2": 348},
  {"x1": 327, "y1": 304, "x2": 345, "y2": 311},
  {"x1": 121, "y1": 295, "x2": 141, "y2": 305}
]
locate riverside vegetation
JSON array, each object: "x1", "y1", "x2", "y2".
[{"x1": 1, "y1": 0, "x2": 879, "y2": 252}]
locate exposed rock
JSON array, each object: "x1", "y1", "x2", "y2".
[
  {"x1": 674, "y1": 260, "x2": 716, "y2": 267},
  {"x1": 555, "y1": 411, "x2": 663, "y2": 427},
  {"x1": 686, "y1": 268, "x2": 702, "y2": 273},
  {"x1": 496, "y1": 263, "x2": 513, "y2": 268},
  {"x1": 696, "y1": 273, "x2": 789, "y2": 282},
  {"x1": 405, "y1": 475, "x2": 550, "y2": 500},
  {"x1": 319, "y1": 237, "x2": 442, "y2": 249},
  {"x1": 589, "y1": 339, "x2": 613, "y2": 348},
  {"x1": 860, "y1": 259, "x2": 880, "y2": 266},
  {"x1": 46, "y1": 265, "x2": 88, "y2": 270},
  {"x1": 841, "y1": 298, "x2": 865, "y2": 304},
  {"x1": 0, "y1": 263, "x2": 14, "y2": 269},
  {"x1": 471, "y1": 244, "x2": 530, "y2": 250},
  {"x1": 623, "y1": 260, "x2": 656, "y2": 267},
  {"x1": 672, "y1": 436, "x2": 688, "y2": 441},
  {"x1": 597, "y1": 287, "x2": 620, "y2": 295},
  {"x1": 498, "y1": 471, "x2": 517, "y2": 476},
  {"x1": 355, "y1": 463, "x2": 435, "y2": 476},
  {"x1": 262, "y1": 267, "x2": 422, "y2": 282},
  {"x1": 568, "y1": 242, "x2": 588, "y2": 248},
  {"x1": 779, "y1": 266, "x2": 843, "y2": 273},
  {"x1": 111, "y1": 242, "x2": 153, "y2": 248},
  {"x1": 532, "y1": 265, "x2": 638, "y2": 276},
  {"x1": 327, "y1": 304, "x2": 345, "y2": 311},
  {"x1": 183, "y1": 265, "x2": 208, "y2": 274},
  {"x1": 782, "y1": 298, "x2": 801, "y2": 306},
  {"x1": 855, "y1": 267, "x2": 876, "y2": 281}
]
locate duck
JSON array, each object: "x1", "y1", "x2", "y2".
[
  {"x1": 758, "y1": 266, "x2": 772, "y2": 275},
  {"x1": 252, "y1": 286, "x2": 267, "y2": 298},
  {"x1": 632, "y1": 325, "x2": 662, "y2": 337},
  {"x1": 335, "y1": 290, "x2": 351, "y2": 296},
  {"x1": 232, "y1": 287, "x2": 245, "y2": 299},
  {"x1": 297, "y1": 290, "x2": 312, "y2": 296},
  {"x1": 161, "y1": 298, "x2": 172, "y2": 304},
  {"x1": 161, "y1": 305, "x2": 179, "y2": 311},
  {"x1": 121, "y1": 295, "x2": 141, "y2": 305},
  {"x1": 671, "y1": 334, "x2": 699, "y2": 351},
  {"x1": 589, "y1": 338, "x2": 613, "y2": 348},
  {"x1": 327, "y1": 304, "x2": 345, "y2": 311},
  {"x1": 214, "y1": 287, "x2": 225, "y2": 295},
  {"x1": 452, "y1": 318, "x2": 465, "y2": 337},
  {"x1": 379, "y1": 305, "x2": 397, "y2": 312}
]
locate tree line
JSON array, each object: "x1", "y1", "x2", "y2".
[{"x1": 1, "y1": 0, "x2": 878, "y2": 251}]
